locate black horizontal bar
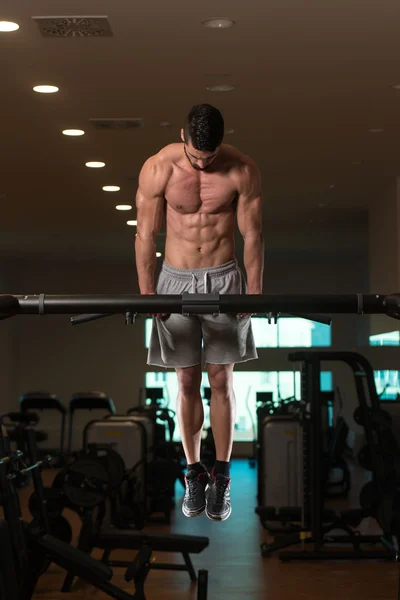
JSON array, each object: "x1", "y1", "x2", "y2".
[{"x1": 3, "y1": 292, "x2": 396, "y2": 316}]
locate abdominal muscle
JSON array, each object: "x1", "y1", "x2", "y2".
[{"x1": 164, "y1": 209, "x2": 236, "y2": 270}]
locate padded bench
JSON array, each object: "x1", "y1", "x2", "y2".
[
  {"x1": 94, "y1": 528, "x2": 209, "y2": 553},
  {"x1": 93, "y1": 528, "x2": 209, "y2": 582},
  {"x1": 61, "y1": 527, "x2": 210, "y2": 593}
]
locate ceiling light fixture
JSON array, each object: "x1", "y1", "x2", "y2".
[
  {"x1": 116, "y1": 205, "x2": 132, "y2": 211},
  {"x1": 368, "y1": 128, "x2": 384, "y2": 133},
  {"x1": 63, "y1": 129, "x2": 85, "y2": 136},
  {"x1": 202, "y1": 17, "x2": 235, "y2": 29},
  {"x1": 33, "y1": 85, "x2": 59, "y2": 94},
  {"x1": 226, "y1": 128, "x2": 235, "y2": 135},
  {"x1": 86, "y1": 161, "x2": 105, "y2": 168},
  {"x1": 0, "y1": 21, "x2": 19, "y2": 32},
  {"x1": 127, "y1": 220, "x2": 137, "y2": 226},
  {"x1": 103, "y1": 185, "x2": 120, "y2": 192},
  {"x1": 156, "y1": 252, "x2": 162, "y2": 257},
  {"x1": 206, "y1": 84, "x2": 235, "y2": 92}
]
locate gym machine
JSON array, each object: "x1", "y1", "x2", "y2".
[
  {"x1": 0, "y1": 425, "x2": 210, "y2": 600},
  {"x1": 256, "y1": 351, "x2": 400, "y2": 562}
]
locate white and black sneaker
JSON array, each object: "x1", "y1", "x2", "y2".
[
  {"x1": 205, "y1": 469, "x2": 232, "y2": 521},
  {"x1": 182, "y1": 468, "x2": 210, "y2": 518}
]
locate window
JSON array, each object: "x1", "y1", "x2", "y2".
[
  {"x1": 374, "y1": 370, "x2": 400, "y2": 400},
  {"x1": 369, "y1": 331, "x2": 400, "y2": 346},
  {"x1": 145, "y1": 370, "x2": 333, "y2": 442},
  {"x1": 145, "y1": 317, "x2": 331, "y2": 348}
]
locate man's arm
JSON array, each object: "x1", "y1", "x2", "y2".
[
  {"x1": 135, "y1": 156, "x2": 167, "y2": 294},
  {"x1": 236, "y1": 161, "x2": 264, "y2": 294}
]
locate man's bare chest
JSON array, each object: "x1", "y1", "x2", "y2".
[{"x1": 165, "y1": 169, "x2": 237, "y2": 214}]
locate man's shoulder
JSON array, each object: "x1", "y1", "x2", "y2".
[
  {"x1": 154, "y1": 143, "x2": 182, "y2": 165},
  {"x1": 141, "y1": 144, "x2": 179, "y2": 181},
  {"x1": 222, "y1": 144, "x2": 259, "y2": 177}
]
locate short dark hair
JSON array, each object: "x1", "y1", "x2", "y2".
[{"x1": 183, "y1": 104, "x2": 224, "y2": 151}]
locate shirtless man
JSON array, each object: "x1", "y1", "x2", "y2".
[{"x1": 135, "y1": 104, "x2": 264, "y2": 521}]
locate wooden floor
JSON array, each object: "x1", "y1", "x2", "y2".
[{"x1": 14, "y1": 459, "x2": 400, "y2": 600}]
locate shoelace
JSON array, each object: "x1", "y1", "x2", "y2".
[
  {"x1": 212, "y1": 478, "x2": 229, "y2": 504},
  {"x1": 186, "y1": 477, "x2": 201, "y2": 501}
]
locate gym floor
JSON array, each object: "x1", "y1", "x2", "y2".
[{"x1": 14, "y1": 459, "x2": 399, "y2": 600}]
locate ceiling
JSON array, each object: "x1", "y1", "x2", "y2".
[{"x1": 1, "y1": 0, "x2": 399, "y2": 262}]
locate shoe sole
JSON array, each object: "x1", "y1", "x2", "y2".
[
  {"x1": 182, "y1": 503, "x2": 206, "y2": 518},
  {"x1": 205, "y1": 505, "x2": 232, "y2": 522}
]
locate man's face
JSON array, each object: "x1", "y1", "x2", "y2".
[{"x1": 182, "y1": 136, "x2": 220, "y2": 171}]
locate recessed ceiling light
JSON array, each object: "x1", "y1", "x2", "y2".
[
  {"x1": 368, "y1": 128, "x2": 384, "y2": 133},
  {"x1": 160, "y1": 121, "x2": 170, "y2": 127},
  {"x1": 226, "y1": 128, "x2": 235, "y2": 135},
  {"x1": 33, "y1": 85, "x2": 59, "y2": 94},
  {"x1": 116, "y1": 205, "x2": 132, "y2": 211},
  {"x1": 206, "y1": 84, "x2": 235, "y2": 92},
  {"x1": 329, "y1": 184, "x2": 335, "y2": 189},
  {"x1": 86, "y1": 161, "x2": 105, "y2": 168},
  {"x1": 202, "y1": 17, "x2": 235, "y2": 29},
  {"x1": 0, "y1": 21, "x2": 19, "y2": 32},
  {"x1": 391, "y1": 83, "x2": 400, "y2": 90},
  {"x1": 127, "y1": 220, "x2": 137, "y2": 226},
  {"x1": 156, "y1": 252, "x2": 162, "y2": 258},
  {"x1": 63, "y1": 129, "x2": 85, "y2": 137},
  {"x1": 103, "y1": 185, "x2": 120, "y2": 192}
]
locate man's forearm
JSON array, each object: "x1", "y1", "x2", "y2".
[
  {"x1": 244, "y1": 234, "x2": 264, "y2": 294},
  {"x1": 135, "y1": 235, "x2": 157, "y2": 293}
]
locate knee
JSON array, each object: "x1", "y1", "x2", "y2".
[
  {"x1": 208, "y1": 366, "x2": 233, "y2": 397},
  {"x1": 177, "y1": 367, "x2": 201, "y2": 398}
]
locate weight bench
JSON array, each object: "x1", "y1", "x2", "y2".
[
  {"x1": 96, "y1": 529, "x2": 209, "y2": 577},
  {"x1": 62, "y1": 525, "x2": 209, "y2": 594},
  {"x1": 38, "y1": 532, "x2": 209, "y2": 600}
]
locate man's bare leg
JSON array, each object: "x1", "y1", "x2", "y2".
[
  {"x1": 177, "y1": 364, "x2": 210, "y2": 518},
  {"x1": 206, "y1": 363, "x2": 236, "y2": 465},
  {"x1": 175, "y1": 364, "x2": 204, "y2": 465},
  {"x1": 204, "y1": 362, "x2": 235, "y2": 521}
]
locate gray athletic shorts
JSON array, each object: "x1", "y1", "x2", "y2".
[{"x1": 147, "y1": 258, "x2": 258, "y2": 368}]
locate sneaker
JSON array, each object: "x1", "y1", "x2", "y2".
[
  {"x1": 205, "y1": 469, "x2": 232, "y2": 521},
  {"x1": 182, "y1": 469, "x2": 210, "y2": 518}
]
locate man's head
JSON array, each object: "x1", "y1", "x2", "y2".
[{"x1": 181, "y1": 104, "x2": 224, "y2": 170}]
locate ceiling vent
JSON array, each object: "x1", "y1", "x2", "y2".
[
  {"x1": 32, "y1": 16, "x2": 113, "y2": 37},
  {"x1": 90, "y1": 118, "x2": 145, "y2": 130}
]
